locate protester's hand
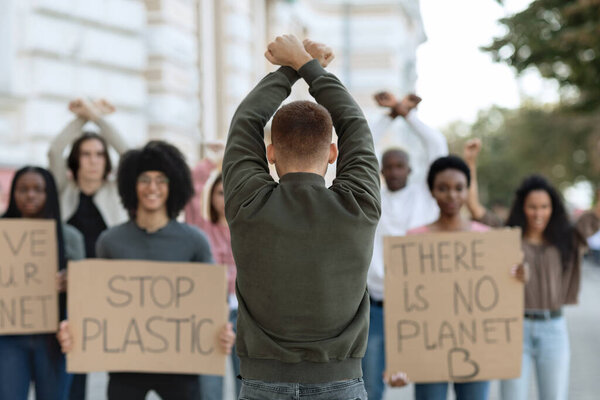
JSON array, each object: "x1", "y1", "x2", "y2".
[
  {"x1": 57, "y1": 320, "x2": 73, "y2": 353},
  {"x1": 94, "y1": 99, "x2": 116, "y2": 115},
  {"x1": 219, "y1": 323, "x2": 235, "y2": 355},
  {"x1": 386, "y1": 371, "x2": 410, "y2": 387},
  {"x1": 204, "y1": 140, "x2": 226, "y2": 163},
  {"x1": 374, "y1": 91, "x2": 398, "y2": 108},
  {"x1": 302, "y1": 39, "x2": 334, "y2": 68},
  {"x1": 205, "y1": 140, "x2": 225, "y2": 154},
  {"x1": 69, "y1": 98, "x2": 101, "y2": 122},
  {"x1": 68, "y1": 98, "x2": 86, "y2": 117},
  {"x1": 56, "y1": 270, "x2": 67, "y2": 293},
  {"x1": 511, "y1": 262, "x2": 529, "y2": 283},
  {"x1": 265, "y1": 35, "x2": 312, "y2": 70},
  {"x1": 401, "y1": 94, "x2": 421, "y2": 112},
  {"x1": 463, "y1": 138, "x2": 482, "y2": 165}
]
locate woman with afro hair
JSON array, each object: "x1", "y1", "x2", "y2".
[{"x1": 58, "y1": 140, "x2": 235, "y2": 400}]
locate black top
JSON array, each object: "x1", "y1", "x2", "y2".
[{"x1": 67, "y1": 192, "x2": 107, "y2": 258}]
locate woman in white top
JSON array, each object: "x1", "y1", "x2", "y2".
[{"x1": 47, "y1": 99, "x2": 129, "y2": 400}]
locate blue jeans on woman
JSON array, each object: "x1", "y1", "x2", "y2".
[
  {"x1": 199, "y1": 308, "x2": 242, "y2": 399},
  {"x1": 414, "y1": 381, "x2": 490, "y2": 400},
  {"x1": 238, "y1": 378, "x2": 367, "y2": 400},
  {"x1": 0, "y1": 334, "x2": 69, "y2": 400},
  {"x1": 500, "y1": 315, "x2": 569, "y2": 400}
]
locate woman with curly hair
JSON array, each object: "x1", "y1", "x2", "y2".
[
  {"x1": 0, "y1": 167, "x2": 85, "y2": 400},
  {"x1": 57, "y1": 141, "x2": 235, "y2": 400},
  {"x1": 464, "y1": 139, "x2": 600, "y2": 400}
]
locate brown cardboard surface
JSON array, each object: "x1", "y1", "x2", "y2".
[
  {"x1": 384, "y1": 228, "x2": 523, "y2": 382},
  {"x1": 67, "y1": 259, "x2": 228, "y2": 375},
  {"x1": 0, "y1": 219, "x2": 58, "y2": 335}
]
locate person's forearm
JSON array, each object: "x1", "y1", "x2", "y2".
[
  {"x1": 404, "y1": 111, "x2": 448, "y2": 162},
  {"x1": 95, "y1": 118, "x2": 128, "y2": 155},
  {"x1": 222, "y1": 67, "x2": 299, "y2": 214},
  {"x1": 466, "y1": 161, "x2": 486, "y2": 220},
  {"x1": 369, "y1": 114, "x2": 394, "y2": 147},
  {"x1": 48, "y1": 117, "x2": 87, "y2": 192}
]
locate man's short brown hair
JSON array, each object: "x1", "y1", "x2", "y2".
[{"x1": 271, "y1": 101, "x2": 333, "y2": 165}]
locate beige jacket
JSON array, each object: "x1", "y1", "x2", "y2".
[{"x1": 48, "y1": 117, "x2": 129, "y2": 226}]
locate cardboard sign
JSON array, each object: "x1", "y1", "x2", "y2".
[
  {"x1": 67, "y1": 259, "x2": 228, "y2": 375},
  {"x1": 384, "y1": 228, "x2": 523, "y2": 382},
  {"x1": 0, "y1": 219, "x2": 58, "y2": 335}
]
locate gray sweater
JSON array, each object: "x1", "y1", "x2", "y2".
[
  {"x1": 96, "y1": 220, "x2": 213, "y2": 263},
  {"x1": 223, "y1": 60, "x2": 381, "y2": 383}
]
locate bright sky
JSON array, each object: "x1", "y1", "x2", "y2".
[{"x1": 416, "y1": 0, "x2": 560, "y2": 129}]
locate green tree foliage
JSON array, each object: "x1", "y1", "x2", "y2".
[
  {"x1": 446, "y1": 105, "x2": 600, "y2": 207},
  {"x1": 483, "y1": 0, "x2": 600, "y2": 109}
]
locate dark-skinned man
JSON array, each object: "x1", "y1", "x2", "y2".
[{"x1": 363, "y1": 92, "x2": 448, "y2": 399}]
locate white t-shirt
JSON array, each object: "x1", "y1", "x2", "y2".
[{"x1": 367, "y1": 110, "x2": 448, "y2": 301}]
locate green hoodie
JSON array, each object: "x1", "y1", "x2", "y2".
[{"x1": 222, "y1": 60, "x2": 381, "y2": 383}]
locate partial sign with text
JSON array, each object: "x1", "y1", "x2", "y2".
[
  {"x1": 67, "y1": 259, "x2": 228, "y2": 375},
  {"x1": 0, "y1": 219, "x2": 58, "y2": 335}
]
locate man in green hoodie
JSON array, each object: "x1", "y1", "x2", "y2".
[{"x1": 222, "y1": 35, "x2": 381, "y2": 399}]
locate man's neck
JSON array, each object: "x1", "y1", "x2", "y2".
[
  {"x1": 279, "y1": 167, "x2": 326, "y2": 177},
  {"x1": 136, "y1": 208, "x2": 170, "y2": 233},
  {"x1": 77, "y1": 178, "x2": 103, "y2": 196}
]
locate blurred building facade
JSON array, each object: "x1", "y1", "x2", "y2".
[{"x1": 0, "y1": 0, "x2": 426, "y2": 206}]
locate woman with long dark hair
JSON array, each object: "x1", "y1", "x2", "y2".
[
  {"x1": 0, "y1": 167, "x2": 84, "y2": 400},
  {"x1": 464, "y1": 139, "x2": 600, "y2": 400},
  {"x1": 49, "y1": 98, "x2": 128, "y2": 400}
]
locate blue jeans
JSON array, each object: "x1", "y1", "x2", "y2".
[
  {"x1": 414, "y1": 381, "x2": 490, "y2": 400},
  {"x1": 238, "y1": 378, "x2": 367, "y2": 400},
  {"x1": 500, "y1": 316, "x2": 569, "y2": 400},
  {"x1": 362, "y1": 300, "x2": 385, "y2": 400},
  {"x1": 199, "y1": 308, "x2": 242, "y2": 399},
  {"x1": 0, "y1": 334, "x2": 70, "y2": 400}
]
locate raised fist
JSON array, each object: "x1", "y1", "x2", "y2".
[
  {"x1": 68, "y1": 98, "x2": 101, "y2": 122},
  {"x1": 265, "y1": 34, "x2": 312, "y2": 70},
  {"x1": 303, "y1": 39, "x2": 334, "y2": 68},
  {"x1": 94, "y1": 99, "x2": 116, "y2": 115},
  {"x1": 374, "y1": 91, "x2": 398, "y2": 108},
  {"x1": 463, "y1": 138, "x2": 482, "y2": 165}
]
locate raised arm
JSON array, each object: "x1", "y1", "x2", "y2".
[
  {"x1": 404, "y1": 110, "x2": 448, "y2": 164},
  {"x1": 48, "y1": 99, "x2": 127, "y2": 192},
  {"x1": 48, "y1": 117, "x2": 86, "y2": 193},
  {"x1": 301, "y1": 40, "x2": 380, "y2": 217},
  {"x1": 94, "y1": 118, "x2": 128, "y2": 155},
  {"x1": 89, "y1": 99, "x2": 128, "y2": 155},
  {"x1": 222, "y1": 42, "x2": 300, "y2": 218},
  {"x1": 463, "y1": 138, "x2": 499, "y2": 224}
]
